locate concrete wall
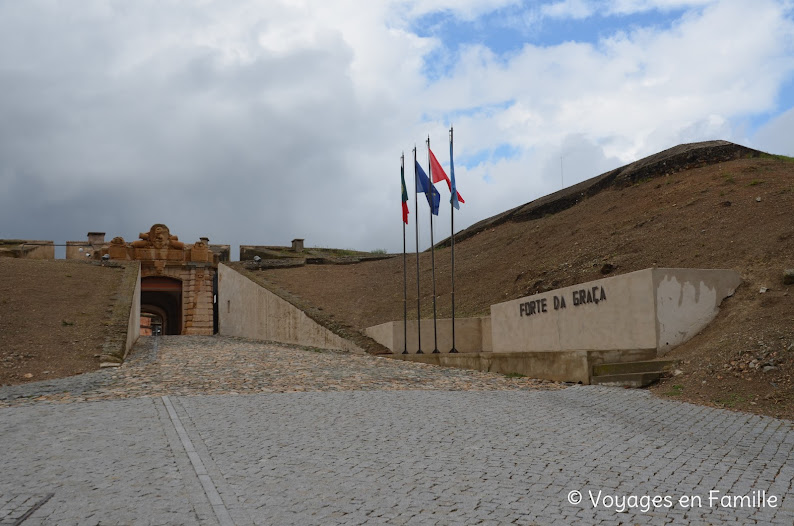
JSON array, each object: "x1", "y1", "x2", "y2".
[
  {"x1": 124, "y1": 264, "x2": 141, "y2": 358},
  {"x1": 491, "y1": 269, "x2": 657, "y2": 353},
  {"x1": 100, "y1": 262, "x2": 142, "y2": 365},
  {"x1": 490, "y1": 268, "x2": 740, "y2": 355},
  {"x1": 653, "y1": 268, "x2": 742, "y2": 356},
  {"x1": 218, "y1": 263, "x2": 365, "y2": 353},
  {"x1": 386, "y1": 349, "x2": 657, "y2": 384},
  {"x1": 387, "y1": 351, "x2": 588, "y2": 383},
  {"x1": 365, "y1": 317, "x2": 491, "y2": 354}
]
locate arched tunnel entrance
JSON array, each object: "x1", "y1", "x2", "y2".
[{"x1": 141, "y1": 276, "x2": 183, "y2": 335}]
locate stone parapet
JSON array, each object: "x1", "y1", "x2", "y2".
[{"x1": 0, "y1": 240, "x2": 54, "y2": 259}]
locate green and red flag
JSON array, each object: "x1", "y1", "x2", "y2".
[{"x1": 401, "y1": 163, "x2": 409, "y2": 224}]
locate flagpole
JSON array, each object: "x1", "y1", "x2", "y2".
[
  {"x1": 413, "y1": 146, "x2": 423, "y2": 354},
  {"x1": 401, "y1": 153, "x2": 408, "y2": 354},
  {"x1": 450, "y1": 127, "x2": 458, "y2": 353},
  {"x1": 427, "y1": 136, "x2": 439, "y2": 353}
]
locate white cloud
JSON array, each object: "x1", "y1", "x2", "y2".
[
  {"x1": 606, "y1": 0, "x2": 716, "y2": 16},
  {"x1": 542, "y1": 0, "x2": 597, "y2": 19},
  {"x1": 0, "y1": 0, "x2": 793, "y2": 255},
  {"x1": 425, "y1": 0, "x2": 794, "y2": 160},
  {"x1": 538, "y1": 0, "x2": 718, "y2": 19},
  {"x1": 751, "y1": 106, "x2": 794, "y2": 156}
]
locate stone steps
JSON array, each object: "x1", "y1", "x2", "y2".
[{"x1": 591, "y1": 359, "x2": 678, "y2": 388}]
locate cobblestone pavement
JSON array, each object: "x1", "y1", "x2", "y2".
[
  {"x1": 2, "y1": 336, "x2": 794, "y2": 525},
  {"x1": 0, "y1": 336, "x2": 561, "y2": 406}
]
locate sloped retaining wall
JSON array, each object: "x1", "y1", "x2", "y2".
[
  {"x1": 126, "y1": 265, "x2": 141, "y2": 357},
  {"x1": 218, "y1": 264, "x2": 365, "y2": 353},
  {"x1": 101, "y1": 262, "x2": 141, "y2": 365}
]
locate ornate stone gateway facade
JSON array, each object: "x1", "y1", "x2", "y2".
[{"x1": 102, "y1": 224, "x2": 218, "y2": 335}]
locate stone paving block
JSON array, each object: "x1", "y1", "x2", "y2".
[{"x1": 1, "y1": 337, "x2": 794, "y2": 524}]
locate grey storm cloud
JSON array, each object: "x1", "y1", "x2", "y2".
[
  {"x1": 3, "y1": 1, "x2": 794, "y2": 257},
  {"x1": 0, "y1": 1, "x2": 397, "y2": 255}
]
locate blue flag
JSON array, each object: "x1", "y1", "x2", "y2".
[
  {"x1": 450, "y1": 139, "x2": 460, "y2": 210},
  {"x1": 415, "y1": 160, "x2": 440, "y2": 215}
]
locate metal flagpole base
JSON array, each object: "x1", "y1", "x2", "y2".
[
  {"x1": 449, "y1": 348, "x2": 459, "y2": 353},
  {"x1": 416, "y1": 349, "x2": 424, "y2": 354},
  {"x1": 432, "y1": 349, "x2": 440, "y2": 353},
  {"x1": 402, "y1": 350, "x2": 408, "y2": 354}
]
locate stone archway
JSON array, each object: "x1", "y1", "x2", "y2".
[
  {"x1": 102, "y1": 224, "x2": 218, "y2": 335},
  {"x1": 141, "y1": 276, "x2": 183, "y2": 335}
]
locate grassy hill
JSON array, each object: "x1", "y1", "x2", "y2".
[{"x1": 251, "y1": 141, "x2": 794, "y2": 419}]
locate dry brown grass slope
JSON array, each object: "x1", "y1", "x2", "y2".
[
  {"x1": 256, "y1": 143, "x2": 794, "y2": 419},
  {"x1": 0, "y1": 259, "x2": 133, "y2": 386}
]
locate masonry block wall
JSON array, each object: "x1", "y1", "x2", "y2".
[{"x1": 181, "y1": 266, "x2": 215, "y2": 335}]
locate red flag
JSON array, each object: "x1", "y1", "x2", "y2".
[
  {"x1": 401, "y1": 164, "x2": 409, "y2": 224},
  {"x1": 429, "y1": 148, "x2": 465, "y2": 204}
]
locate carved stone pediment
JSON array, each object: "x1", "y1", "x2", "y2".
[
  {"x1": 131, "y1": 224, "x2": 184, "y2": 250},
  {"x1": 102, "y1": 224, "x2": 218, "y2": 266}
]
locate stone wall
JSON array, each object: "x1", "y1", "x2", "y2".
[
  {"x1": 218, "y1": 263, "x2": 365, "y2": 353},
  {"x1": 0, "y1": 240, "x2": 54, "y2": 259},
  {"x1": 66, "y1": 233, "x2": 106, "y2": 260},
  {"x1": 142, "y1": 264, "x2": 215, "y2": 335},
  {"x1": 65, "y1": 242, "x2": 98, "y2": 260}
]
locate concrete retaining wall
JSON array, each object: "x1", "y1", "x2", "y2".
[
  {"x1": 124, "y1": 264, "x2": 141, "y2": 358},
  {"x1": 386, "y1": 348, "x2": 656, "y2": 384},
  {"x1": 101, "y1": 262, "x2": 142, "y2": 365},
  {"x1": 365, "y1": 317, "x2": 491, "y2": 354},
  {"x1": 652, "y1": 268, "x2": 741, "y2": 355},
  {"x1": 490, "y1": 268, "x2": 741, "y2": 356},
  {"x1": 218, "y1": 263, "x2": 365, "y2": 353}
]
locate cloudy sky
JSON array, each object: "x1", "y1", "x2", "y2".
[{"x1": 2, "y1": 0, "x2": 793, "y2": 258}]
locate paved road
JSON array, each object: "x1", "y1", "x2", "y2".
[{"x1": 2, "y1": 337, "x2": 793, "y2": 525}]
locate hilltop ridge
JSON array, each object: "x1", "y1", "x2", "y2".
[{"x1": 437, "y1": 140, "x2": 762, "y2": 248}]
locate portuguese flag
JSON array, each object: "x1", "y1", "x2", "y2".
[{"x1": 401, "y1": 163, "x2": 409, "y2": 224}]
